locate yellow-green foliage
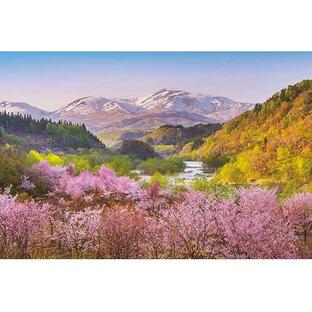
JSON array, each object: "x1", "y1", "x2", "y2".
[
  {"x1": 196, "y1": 80, "x2": 312, "y2": 190},
  {"x1": 147, "y1": 172, "x2": 169, "y2": 188},
  {"x1": 138, "y1": 157, "x2": 185, "y2": 175},
  {"x1": 154, "y1": 145, "x2": 176, "y2": 153},
  {"x1": 218, "y1": 163, "x2": 246, "y2": 185},
  {"x1": 25, "y1": 150, "x2": 64, "y2": 166},
  {"x1": 105, "y1": 155, "x2": 133, "y2": 177},
  {"x1": 25, "y1": 149, "x2": 137, "y2": 177},
  {"x1": 63, "y1": 154, "x2": 92, "y2": 172},
  {"x1": 191, "y1": 176, "x2": 236, "y2": 199}
]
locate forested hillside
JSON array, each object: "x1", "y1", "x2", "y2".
[
  {"x1": 0, "y1": 112, "x2": 105, "y2": 151},
  {"x1": 197, "y1": 79, "x2": 312, "y2": 196},
  {"x1": 143, "y1": 123, "x2": 222, "y2": 146}
]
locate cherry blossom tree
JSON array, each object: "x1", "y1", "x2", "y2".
[
  {"x1": 98, "y1": 206, "x2": 146, "y2": 259},
  {"x1": 0, "y1": 191, "x2": 50, "y2": 258},
  {"x1": 53, "y1": 208, "x2": 102, "y2": 258},
  {"x1": 158, "y1": 192, "x2": 222, "y2": 258},
  {"x1": 217, "y1": 188, "x2": 299, "y2": 259},
  {"x1": 284, "y1": 193, "x2": 312, "y2": 243}
]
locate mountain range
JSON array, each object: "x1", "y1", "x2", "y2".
[{"x1": 1, "y1": 89, "x2": 255, "y2": 132}]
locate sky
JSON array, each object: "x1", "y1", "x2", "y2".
[{"x1": 0, "y1": 52, "x2": 311, "y2": 111}]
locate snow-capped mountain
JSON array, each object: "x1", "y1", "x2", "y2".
[
  {"x1": 136, "y1": 89, "x2": 254, "y2": 122},
  {"x1": 50, "y1": 96, "x2": 144, "y2": 129},
  {"x1": 0, "y1": 101, "x2": 49, "y2": 119},
  {"x1": 51, "y1": 89, "x2": 254, "y2": 131},
  {"x1": 1, "y1": 89, "x2": 255, "y2": 131},
  {"x1": 53, "y1": 96, "x2": 144, "y2": 117}
]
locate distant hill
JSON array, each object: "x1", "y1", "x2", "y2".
[
  {"x1": 0, "y1": 101, "x2": 50, "y2": 119},
  {"x1": 196, "y1": 79, "x2": 312, "y2": 190},
  {"x1": 97, "y1": 129, "x2": 150, "y2": 148},
  {"x1": 143, "y1": 123, "x2": 222, "y2": 146},
  {"x1": 0, "y1": 112, "x2": 105, "y2": 152}
]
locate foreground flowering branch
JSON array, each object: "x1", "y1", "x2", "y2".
[{"x1": 0, "y1": 161, "x2": 311, "y2": 259}]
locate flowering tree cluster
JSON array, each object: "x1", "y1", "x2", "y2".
[
  {"x1": 0, "y1": 189, "x2": 50, "y2": 258},
  {"x1": 284, "y1": 193, "x2": 312, "y2": 243},
  {"x1": 31, "y1": 161, "x2": 140, "y2": 201},
  {"x1": 2, "y1": 161, "x2": 312, "y2": 259},
  {"x1": 217, "y1": 188, "x2": 299, "y2": 258}
]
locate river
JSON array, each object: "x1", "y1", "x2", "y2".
[
  {"x1": 179, "y1": 161, "x2": 205, "y2": 180},
  {"x1": 135, "y1": 160, "x2": 213, "y2": 183}
]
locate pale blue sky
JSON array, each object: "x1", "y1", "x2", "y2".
[{"x1": 0, "y1": 52, "x2": 311, "y2": 111}]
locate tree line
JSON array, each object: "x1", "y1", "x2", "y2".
[{"x1": 0, "y1": 111, "x2": 105, "y2": 149}]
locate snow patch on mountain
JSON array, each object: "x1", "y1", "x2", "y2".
[
  {"x1": 135, "y1": 88, "x2": 253, "y2": 122},
  {"x1": 1, "y1": 89, "x2": 255, "y2": 131},
  {"x1": 0, "y1": 101, "x2": 49, "y2": 119}
]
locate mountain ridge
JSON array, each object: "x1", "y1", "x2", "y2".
[
  {"x1": 1, "y1": 89, "x2": 255, "y2": 132},
  {"x1": 0, "y1": 101, "x2": 50, "y2": 119}
]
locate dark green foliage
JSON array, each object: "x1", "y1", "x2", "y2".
[
  {"x1": 191, "y1": 137, "x2": 204, "y2": 150},
  {"x1": 204, "y1": 154, "x2": 230, "y2": 169},
  {"x1": 143, "y1": 123, "x2": 222, "y2": 146},
  {"x1": 0, "y1": 112, "x2": 105, "y2": 150},
  {"x1": 120, "y1": 139, "x2": 155, "y2": 160},
  {"x1": 254, "y1": 103, "x2": 262, "y2": 112},
  {"x1": 0, "y1": 127, "x2": 22, "y2": 146}
]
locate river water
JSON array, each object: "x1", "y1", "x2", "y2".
[
  {"x1": 136, "y1": 160, "x2": 212, "y2": 183},
  {"x1": 179, "y1": 161, "x2": 205, "y2": 180}
]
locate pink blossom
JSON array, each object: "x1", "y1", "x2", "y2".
[
  {"x1": 284, "y1": 193, "x2": 312, "y2": 243},
  {"x1": 217, "y1": 187, "x2": 298, "y2": 259},
  {"x1": 158, "y1": 192, "x2": 221, "y2": 258},
  {"x1": 0, "y1": 193, "x2": 50, "y2": 258},
  {"x1": 20, "y1": 176, "x2": 35, "y2": 190},
  {"x1": 33, "y1": 162, "x2": 141, "y2": 201},
  {"x1": 99, "y1": 207, "x2": 146, "y2": 259},
  {"x1": 53, "y1": 208, "x2": 102, "y2": 257}
]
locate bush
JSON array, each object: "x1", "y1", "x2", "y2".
[
  {"x1": 191, "y1": 176, "x2": 236, "y2": 199},
  {"x1": 147, "y1": 172, "x2": 169, "y2": 188},
  {"x1": 0, "y1": 146, "x2": 25, "y2": 192},
  {"x1": 25, "y1": 150, "x2": 64, "y2": 167},
  {"x1": 218, "y1": 162, "x2": 246, "y2": 185},
  {"x1": 106, "y1": 155, "x2": 133, "y2": 177},
  {"x1": 138, "y1": 158, "x2": 185, "y2": 175}
]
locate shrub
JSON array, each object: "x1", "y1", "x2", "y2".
[
  {"x1": 138, "y1": 157, "x2": 185, "y2": 175},
  {"x1": 0, "y1": 146, "x2": 25, "y2": 192},
  {"x1": 25, "y1": 150, "x2": 64, "y2": 167},
  {"x1": 191, "y1": 177, "x2": 236, "y2": 199},
  {"x1": 148, "y1": 172, "x2": 169, "y2": 188},
  {"x1": 106, "y1": 155, "x2": 133, "y2": 177}
]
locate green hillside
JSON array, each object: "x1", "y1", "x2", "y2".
[
  {"x1": 0, "y1": 112, "x2": 105, "y2": 152},
  {"x1": 197, "y1": 79, "x2": 312, "y2": 196}
]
